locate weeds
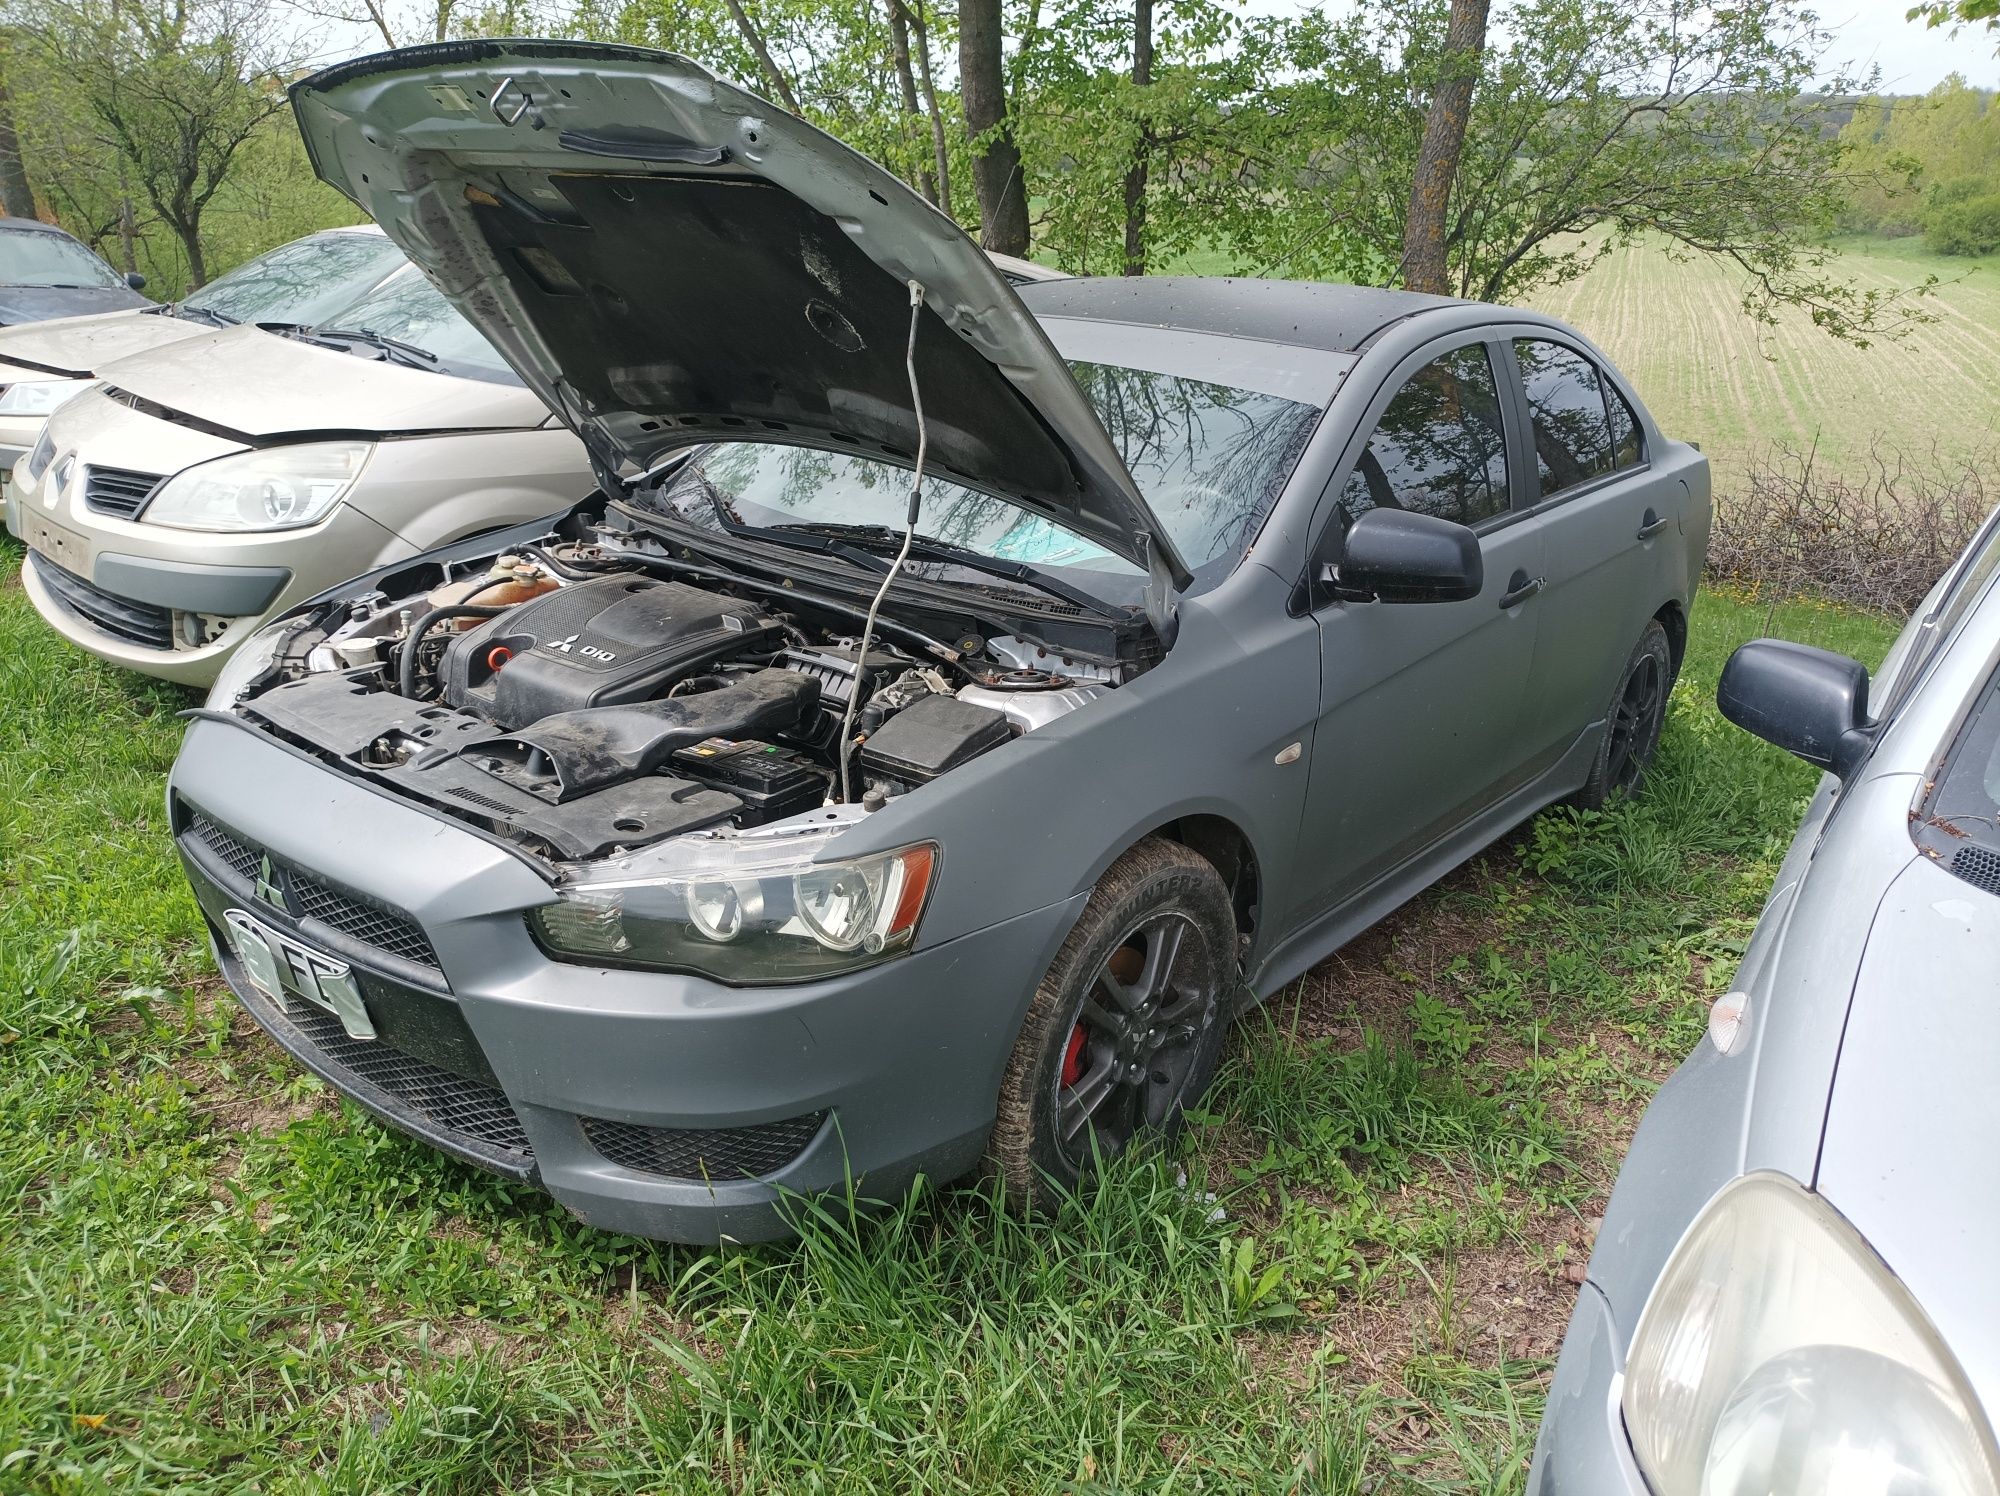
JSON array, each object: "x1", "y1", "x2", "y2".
[{"x1": 0, "y1": 533, "x2": 1901, "y2": 1493}]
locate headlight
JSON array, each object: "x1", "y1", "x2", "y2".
[
  {"x1": 203, "y1": 620, "x2": 287, "y2": 709},
  {"x1": 0, "y1": 378, "x2": 88, "y2": 416},
  {"x1": 531, "y1": 824, "x2": 937, "y2": 983},
  {"x1": 142, "y1": 441, "x2": 372, "y2": 531},
  {"x1": 1623, "y1": 1173, "x2": 1999, "y2": 1495},
  {"x1": 23, "y1": 426, "x2": 55, "y2": 482}
]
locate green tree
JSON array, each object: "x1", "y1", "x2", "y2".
[
  {"x1": 15, "y1": 0, "x2": 301, "y2": 285},
  {"x1": 1231, "y1": 0, "x2": 1919, "y2": 342},
  {"x1": 1839, "y1": 77, "x2": 1998, "y2": 236}
]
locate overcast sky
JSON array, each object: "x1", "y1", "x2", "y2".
[{"x1": 1826, "y1": 1, "x2": 1999, "y2": 90}]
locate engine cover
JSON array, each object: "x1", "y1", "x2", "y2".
[{"x1": 441, "y1": 575, "x2": 783, "y2": 726}]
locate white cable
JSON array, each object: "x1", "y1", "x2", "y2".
[{"x1": 837, "y1": 279, "x2": 929, "y2": 804}]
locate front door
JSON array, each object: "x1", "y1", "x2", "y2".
[{"x1": 1282, "y1": 336, "x2": 1550, "y2": 933}]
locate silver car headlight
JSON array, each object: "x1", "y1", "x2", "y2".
[
  {"x1": 143, "y1": 441, "x2": 373, "y2": 531},
  {"x1": 0, "y1": 378, "x2": 89, "y2": 416},
  {"x1": 1623, "y1": 1172, "x2": 1999, "y2": 1496},
  {"x1": 531, "y1": 823, "x2": 937, "y2": 984}
]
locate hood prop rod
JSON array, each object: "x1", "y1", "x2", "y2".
[{"x1": 837, "y1": 279, "x2": 930, "y2": 806}]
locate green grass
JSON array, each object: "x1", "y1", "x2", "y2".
[{"x1": 0, "y1": 534, "x2": 1899, "y2": 1493}]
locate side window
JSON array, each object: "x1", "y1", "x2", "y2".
[
  {"x1": 1338, "y1": 343, "x2": 1509, "y2": 529},
  {"x1": 1515, "y1": 339, "x2": 1614, "y2": 497},
  {"x1": 1606, "y1": 379, "x2": 1643, "y2": 468}
]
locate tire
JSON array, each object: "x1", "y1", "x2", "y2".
[
  {"x1": 1571, "y1": 620, "x2": 1673, "y2": 810},
  {"x1": 987, "y1": 837, "x2": 1236, "y2": 1212}
]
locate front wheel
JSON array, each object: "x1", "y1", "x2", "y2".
[
  {"x1": 1572, "y1": 619, "x2": 1673, "y2": 809},
  {"x1": 986, "y1": 837, "x2": 1236, "y2": 1212}
]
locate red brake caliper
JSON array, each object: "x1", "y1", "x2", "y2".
[{"x1": 1060, "y1": 1024, "x2": 1088, "y2": 1088}]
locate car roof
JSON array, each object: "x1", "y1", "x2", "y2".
[
  {"x1": 1015, "y1": 276, "x2": 1468, "y2": 354},
  {"x1": 0, "y1": 217, "x2": 81, "y2": 238}
]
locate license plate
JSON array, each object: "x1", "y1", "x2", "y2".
[
  {"x1": 16, "y1": 508, "x2": 91, "y2": 576},
  {"x1": 223, "y1": 908, "x2": 377, "y2": 1041}
]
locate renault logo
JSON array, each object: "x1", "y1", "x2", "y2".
[{"x1": 253, "y1": 853, "x2": 287, "y2": 911}]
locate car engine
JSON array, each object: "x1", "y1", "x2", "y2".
[{"x1": 232, "y1": 541, "x2": 1120, "y2": 861}]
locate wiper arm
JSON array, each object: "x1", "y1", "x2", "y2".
[
  {"x1": 168, "y1": 303, "x2": 236, "y2": 328},
  {"x1": 676, "y1": 476, "x2": 889, "y2": 576},
  {"x1": 770, "y1": 523, "x2": 1127, "y2": 620},
  {"x1": 308, "y1": 326, "x2": 438, "y2": 368}
]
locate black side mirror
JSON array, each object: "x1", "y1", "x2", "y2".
[
  {"x1": 1717, "y1": 639, "x2": 1874, "y2": 778},
  {"x1": 1323, "y1": 508, "x2": 1482, "y2": 604},
  {"x1": 125, "y1": 271, "x2": 147, "y2": 291}
]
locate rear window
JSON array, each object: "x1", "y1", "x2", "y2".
[{"x1": 1515, "y1": 339, "x2": 1615, "y2": 496}]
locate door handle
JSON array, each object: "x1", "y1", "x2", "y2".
[
  {"x1": 1498, "y1": 571, "x2": 1544, "y2": 609},
  {"x1": 1636, "y1": 510, "x2": 1671, "y2": 540}
]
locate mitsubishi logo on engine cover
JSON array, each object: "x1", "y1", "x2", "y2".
[{"x1": 547, "y1": 633, "x2": 617, "y2": 662}]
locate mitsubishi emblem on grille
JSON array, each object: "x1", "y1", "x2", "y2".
[{"x1": 253, "y1": 853, "x2": 286, "y2": 911}]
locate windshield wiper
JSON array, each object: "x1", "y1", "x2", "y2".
[
  {"x1": 168, "y1": 304, "x2": 236, "y2": 329},
  {"x1": 769, "y1": 522, "x2": 1128, "y2": 620},
  {"x1": 673, "y1": 474, "x2": 890, "y2": 576},
  {"x1": 306, "y1": 326, "x2": 438, "y2": 369}
]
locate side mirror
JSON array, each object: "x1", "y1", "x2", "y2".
[
  {"x1": 1717, "y1": 639, "x2": 1874, "y2": 778},
  {"x1": 125, "y1": 271, "x2": 147, "y2": 291},
  {"x1": 1324, "y1": 508, "x2": 1482, "y2": 604}
]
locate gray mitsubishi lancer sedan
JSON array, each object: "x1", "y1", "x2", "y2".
[{"x1": 166, "y1": 41, "x2": 1710, "y2": 1244}]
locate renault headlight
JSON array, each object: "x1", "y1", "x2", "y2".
[
  {"x1": 143, "y1": 441, "x2": 372, "y2": 531},
  {"x1": 1623, "y1": 1173, "x2": 1999, "y2": 1496},
  {"x1": 531, "y1": 824, "x2": 937, "y2": 984},
  {"x1": 0, "y1": 378, "x2": 88, "y2": 416}
]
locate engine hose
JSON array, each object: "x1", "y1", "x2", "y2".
[
  {"x1": 396, "y1": 603, "x2": 512, "y2": 701},
  {"x1": 520, "y1": 542, "x2": 608, "y2": 580}
]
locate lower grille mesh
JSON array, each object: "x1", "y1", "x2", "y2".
[
  {"x1": 272, "y1": 996, "x2": 534, "y2": 1163},
  {"x1": 29, "y1": 553, "x2": 174, "y2": 648},
  {"x1": 581, "y1": 1111, "x2": 827, "y2": 1180}
]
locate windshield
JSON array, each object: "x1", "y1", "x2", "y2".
[
  {"x1": 0, "y1": 230, "x2": 126, "y2": 290},
  {"x1": 643, "y1": 361, "x2": 1320, "y2": 599},
  {"x1": 181, "y1": 232, "x2": 405, "y2": 327},
  {"x1": 307, "y1": 266, "x2": 520, "y2": 385}
]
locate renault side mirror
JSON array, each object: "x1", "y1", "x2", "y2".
[
  {"x1": 1323, "y1": 508, "x2": 1482, "y2": 604},
  {"x1": 1717, "y1": 639, "x2": 1874, "y2": 778}
]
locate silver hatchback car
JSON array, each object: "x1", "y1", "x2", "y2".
[{"x1": 1530, "y1": 512, "x2": 2000, "y2": 1492}]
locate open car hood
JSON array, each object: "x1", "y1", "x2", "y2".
[{"x1": 288, "y1": 41, "x2": 1189, "y2": 590}]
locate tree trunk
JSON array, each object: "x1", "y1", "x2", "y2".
[
  {"x1": 0, "y1": 56, "x2": 35, "y2": 219},
  {"x1": 884, "y1": 0, "x2": 938, "y2": 204},
  {"x1": 117, "y1": 197, "x2": 137, "y2": 273},
  {"x1": 905, "y1": 0, "x2": 953, "y2": 220},
  {"x1": 1399, "y1": 0, "x2": 1488, "y2": 294},
  {"x1": 177, "y1": 220, "x2": 206, "y2": 288},
  {"x1": 721, "y1": 0, "x2": 804, "y2": 116},
  {"x1": 1121, "y1": 0, "x2": 1153, "y2": 276},
  {"x1": 959, "y1": 0, "x2": 1029, "y2": 255}
]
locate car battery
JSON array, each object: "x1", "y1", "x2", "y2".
[{"x1": 669, "y1": 737, "x2": 829, "y2": 825}]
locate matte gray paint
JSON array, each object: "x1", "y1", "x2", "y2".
[
  {"x1": 169, "y1": 277, "x2": 1706, "y2": 1239},
  {"x1": 93, "y1": 553, "x2": 292, "y2": 615}
]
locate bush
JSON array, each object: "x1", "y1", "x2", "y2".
[
  {"x1": 1924, "y1": 188, "x2": 2000, "y2": 256},
  {"x1": 1708, "y1": 442, "x2": 1997, "y2": 615}
]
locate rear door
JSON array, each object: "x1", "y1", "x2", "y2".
[
  {"x1": 1502, "y1": 335, "x2": 1683, "y2": 762},
  {"x1": 1282, "y1": 333, "x2": 1552, "y2": 932}
]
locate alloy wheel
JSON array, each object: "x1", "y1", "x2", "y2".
[{"x1": 1606, "y1": 653, "x2": 1664, "y2": 794}]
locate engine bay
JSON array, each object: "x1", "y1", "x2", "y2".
[{"x1": 229, "y1": 531, "x2": 1132, "y2": 863}]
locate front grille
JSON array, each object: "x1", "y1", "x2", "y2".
[
  {"x1": 581, "y1": 1111, "x2": 827, "y2": 1180},
  {"x1": 27, "y1": 552, "x2": 174, "y2": 648},
  {"x1": 283, "y1": 1000, "x2": 533, "y2": 1160},
  {"x1": 82, "y1": 463, "x2": 164, "y2": 519},
  {"x1": 1951, "y1": 845, "x2": 2000, "y2": 896},
  {"x1": 186, "y1": 810, "x2": 441, "y2": 972}
]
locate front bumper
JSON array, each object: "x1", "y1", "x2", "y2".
[
  {"x1": 169, "y1": 715, "x2": 1084, "y2": 1243},
  {"x1": 7, "y1": 478, "x2": 400, "y2": 685},
  {"x1": 1527, "y1": 1283, "x2": 1650, "y2": 1494}
]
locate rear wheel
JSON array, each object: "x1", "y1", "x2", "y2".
[
  {"x1": 987, "y1": 837, "x2": 1235, "y2": 1211},
  {"x1": 1572, "y1": 620, "x2": 1673, "y2": 809}
]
